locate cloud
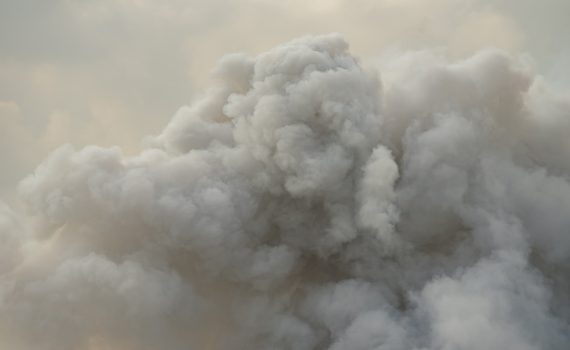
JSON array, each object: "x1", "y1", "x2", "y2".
[
  {"x1": 0, "y1": 33, "x2": 569, "y2": 349},
  {"x1": 2, "y1": 0, "x2": 568, "y2": 198}
]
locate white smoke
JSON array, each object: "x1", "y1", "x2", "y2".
[{"x1": 1, "y1": 34, "x2": 569, "y2": 349}]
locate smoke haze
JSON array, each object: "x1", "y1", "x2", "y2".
[
  {"x1": 0, "y1": 32, "x2": 569, "y2": 349},
  {"x1": 2, "y1": 0, "x2": 570, "y2": 198}
]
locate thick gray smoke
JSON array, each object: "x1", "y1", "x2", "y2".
[{"x1": 1, "y1": 34, "x2": 570, "y2": 349}]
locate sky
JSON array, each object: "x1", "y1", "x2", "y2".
[
  {"x1": 1, "y1": 1, "x2": 570, "y2": 349},
  {"x1": 1, "y1": 0, "x2": 569, "y2": 199}
]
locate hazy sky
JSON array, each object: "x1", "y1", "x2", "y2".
[
  {"x1": 1, "y1": 2, "x2": 570, "y2": 349},
  {"x1": 1, "y1": 0, "x2": 569, "y2": 198}
]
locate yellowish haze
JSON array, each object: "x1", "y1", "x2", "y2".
[
  {"x1": 1, "y1": 0, "x2": 568, "y2": 198},
  {"x1": 1, "y1": 2, "x2": 570, "y2": 349}
]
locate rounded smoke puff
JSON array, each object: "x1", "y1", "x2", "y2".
[{"x1": 1, "y1": 34, "x2": 569, "y2": 349}]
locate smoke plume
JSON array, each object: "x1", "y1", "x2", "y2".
[{"x1": 1, "y1": 34, "x2": 569, "y2": 349}]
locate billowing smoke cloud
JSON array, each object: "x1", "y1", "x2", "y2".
[{"x1": 1, "y1": 34, "x2": 569, "y2": 349}]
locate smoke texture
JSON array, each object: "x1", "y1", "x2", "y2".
[{"x1": 1, "y1": 34, "x2": 570, "y2": 349}]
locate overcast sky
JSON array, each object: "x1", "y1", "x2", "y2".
[
  {"x1": 1, "y1": 0, "x2": 569, "y2": 199},
  {"x1": 1, "y1": 2, "x2": 570, "y2": 349}
]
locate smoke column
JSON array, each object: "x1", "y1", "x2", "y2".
[{"x1": 1, "y1": 34, "x2": 569, "y2": 349}]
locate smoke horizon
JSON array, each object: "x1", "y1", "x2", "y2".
[{"x1": 1, "y1": 34, "x2": 569, "y2": 349}]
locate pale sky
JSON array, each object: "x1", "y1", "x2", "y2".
[
  {"x1": 1, "y1": 0, "x2": 569, "y2": 199},
  {"x1": 1, "y1": 2, "x2": 570, "y2": 349}
]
